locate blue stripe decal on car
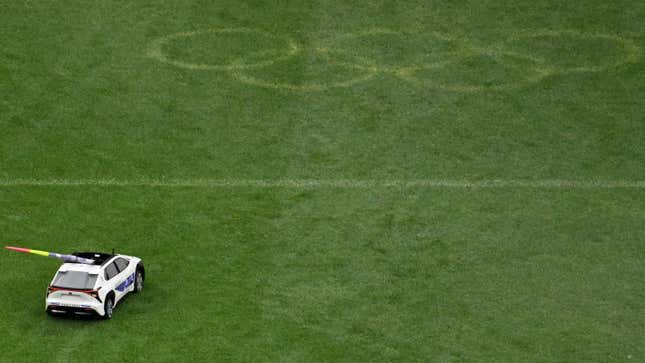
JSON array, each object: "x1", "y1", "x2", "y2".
[{"x1": 116, "y1": 273, "x2": 136, "y2": 292}]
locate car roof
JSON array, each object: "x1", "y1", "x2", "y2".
[
  {"x1": 58, "y1": 254, "x2": 133, "y2": 272},
  {"x1": 72, "y1": 252, "x2": 115, "y2": 265}
]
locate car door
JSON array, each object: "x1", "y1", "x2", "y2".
[
  {"x1": 113, "y1": 257, "x2": 134, "y2": 302},
  {"x1": 103, "y1": 261, "x2": 120, "y2": 302}
]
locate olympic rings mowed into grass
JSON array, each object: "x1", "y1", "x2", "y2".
[{"x1": 146, "y1": 28, "x2": 641, "y2": 92}]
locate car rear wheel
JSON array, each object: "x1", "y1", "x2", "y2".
[
  {"x1": 104, "y1": 296, "x2": 114, "y2": 319},
  {"x1": 134, "y1": 267, "x2": 144, "y2": 293}
]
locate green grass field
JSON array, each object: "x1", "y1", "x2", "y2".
[{"x1": 1, "y1": 0, "x2": 644, "y2": 361}]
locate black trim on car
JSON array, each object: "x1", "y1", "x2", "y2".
[{"x1": 47, "y1": 306, "x2": 99, "y2": 317}]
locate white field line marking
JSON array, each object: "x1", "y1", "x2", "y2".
[{"x1": 0, "y1": 179, "x2": 644, "y2": 188}]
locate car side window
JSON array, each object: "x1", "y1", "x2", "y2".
[
  {"x1": 105, "y1": 262, "x2": 119, "y2": 280},
  {"x1": 114, "y1": 257, "x2": 129, "y2": 272}
]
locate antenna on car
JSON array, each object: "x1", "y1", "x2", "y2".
[
  {"x1": 112, "y1": 248, "x2": 115, "y2": 255},
  {"x1": 5, "y1": 246, "x2": 95, "y2": 264}
]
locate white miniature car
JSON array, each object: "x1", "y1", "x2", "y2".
[{"x1": 45, "y1": 252, "x2": 144, "y2": 319}]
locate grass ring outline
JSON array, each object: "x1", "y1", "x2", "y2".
[
  {"x1": 500, "y1": 30, "x2": 641, "y2": 73},
  {"x1": 320, "y1": 28, "x2": 472, "y2": 74},
  {"x1": 398, "y1": 48, "x2": 554, "y2": 92},
  {"x1": 228, "y1": 47, "x2": 380, "y2": 91},
  {"x1": 146, "y1": 28, "x2": 299, "y2": 71}
]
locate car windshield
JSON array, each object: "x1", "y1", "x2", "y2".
[{"x1": 52, "y1": 271, "x2": 98, "y2": 290}]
